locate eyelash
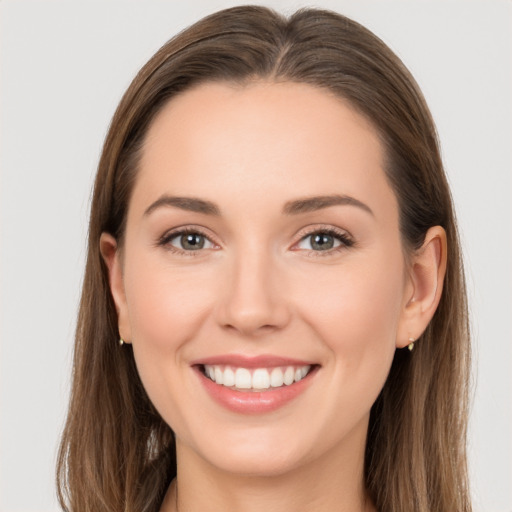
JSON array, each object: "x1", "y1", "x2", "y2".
[
  {"x1": 157, "y1": 227, "x2": 218, "y2": 256},
  {"x1": 157, "y1": 226, "x2": 354, "y2": 256},
  {"x1": 293, "y1": 227, "x2": 355, "y2": 256}
]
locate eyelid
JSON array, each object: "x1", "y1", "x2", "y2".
[
  {"x1": 290, "y1": 224, "x2": 355, "y2": 253},
  {"x1": 156, "y1": 223, "x2": 354, "y2": 255},
  {"x1": 157, "y1": 225, "x2": 221, "y2": 253}
]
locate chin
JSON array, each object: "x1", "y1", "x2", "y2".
[
  {"x1": 201, "y1": 442, "x2": 310, "y2": 478},
  {"x1": 176, "y1": 417, "x2": 335, "y2": 479}
]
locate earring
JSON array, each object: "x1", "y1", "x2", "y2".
[
  {"x1": 408, "y1": 337, "x2": 415, "y2": 351},
  {"x1": 119, "y1": 338, "x2": 125, "y2": 346}
]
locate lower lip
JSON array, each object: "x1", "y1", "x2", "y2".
[{"x1": 195, "y1": 366, "x2": 317, "y2": 414}]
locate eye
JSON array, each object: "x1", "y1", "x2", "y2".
[
  {"x1": 161, "y1": 230, "x2": 216, "y2": 252},
  {"x1": 295, "y1": 229, "x2": 353, "y2": 252}
]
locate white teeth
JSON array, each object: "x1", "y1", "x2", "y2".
[
  {"x1": 203, "y1": 364, "x2": 312, "y2": 390},
  {"x1": 235, "y1": 368, "x2": 252, "y2": 389},
  {"x1": 223, "y1": 367, "x2": 235, "y2": 387},
  {"x1": 252, "y1": 369, "x2": 270, "y2": 390},
  {"x1": 283, "y1": 366, "x2": 295, "y2": 385},
  {"x1": 270, "y1": 367, "x2": 284, "y2": 387},
  {"x1": 214, "y1": 367, "x2": 223, "y2": 385}
]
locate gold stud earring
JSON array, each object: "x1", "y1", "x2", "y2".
[{"x1": 408, "y1": 337, "x2": 415, "y2": 351}]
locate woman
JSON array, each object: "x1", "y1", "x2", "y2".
[{"x1": 56, "y1": 6, "x2": 471, "y2": 512}]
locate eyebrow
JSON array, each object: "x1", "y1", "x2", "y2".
[
  {"x1": 143, "y1": 193, "x2": 373, "y2": 218},
  {"x1": 283, "y1": 194, "x2": 374, "y2": 216},
  {"x1": 144, "y1": 195, "x2": 221, "y2": 216}
]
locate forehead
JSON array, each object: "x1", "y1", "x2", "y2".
[{"x1": 132, "y1": 80, "x2": 397, "y2": 221}]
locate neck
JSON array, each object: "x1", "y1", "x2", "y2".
[{"x1": 160, "y1": 422, "x2": 376, "y2": 512}]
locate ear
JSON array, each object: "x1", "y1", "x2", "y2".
[
  {"x1": 100, "y1": 232, "x2": 132, "y2": 344},
  {"x1": 396, "y1": 226, "x2": 447, "y2": 348}
]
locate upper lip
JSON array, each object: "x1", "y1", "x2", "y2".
[{"x1": 190, "y1": 354, "x2": 316, "y2": 368}]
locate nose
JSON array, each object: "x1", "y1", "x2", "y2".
[{"x1": 215, "y1": 248, "x2": 291, "y2": 337}]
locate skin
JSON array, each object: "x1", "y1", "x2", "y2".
[{"x1": 101, "y1": 81, "x2": 447, "y2": 512}]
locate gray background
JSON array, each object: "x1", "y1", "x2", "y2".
[{"x1": 1, "y1": 1, "x2": 511, "y2": 511}]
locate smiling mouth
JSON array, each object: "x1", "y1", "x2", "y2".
[{"x1": 200, "y1": 364, "x2": 315, "y2": 392}]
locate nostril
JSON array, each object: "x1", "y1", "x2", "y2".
[{"x1": 217, "y1": 298, "x2": 291, "y2": 336}]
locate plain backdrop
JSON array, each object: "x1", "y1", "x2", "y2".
[{"x1": 1, "y1": 1, "x2": 511, "y2": 511}]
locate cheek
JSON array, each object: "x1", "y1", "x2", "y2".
[
  {"x1": 122, "y1": 253, "x2": 217, "y2": 421},
  {"x1": 125, "y1": 256, "x2": 213, "y2": 350},
  {"x1": 295, "y1": 249, "x2": 405, "y2": 384},
  {"x1": 291, "y1": 258, "x2": 403, "y2": 444},
  {"x1": 302, "y1": 260, "x2": 402, "y2": 335}
]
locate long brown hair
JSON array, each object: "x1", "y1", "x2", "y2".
[{"x1": 57, "y1": 6, "x2": 471, "y2": 512}]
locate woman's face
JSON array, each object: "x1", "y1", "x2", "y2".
[{"x1": 109, "y1": 81, "x2": 415, "y2": 476}]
